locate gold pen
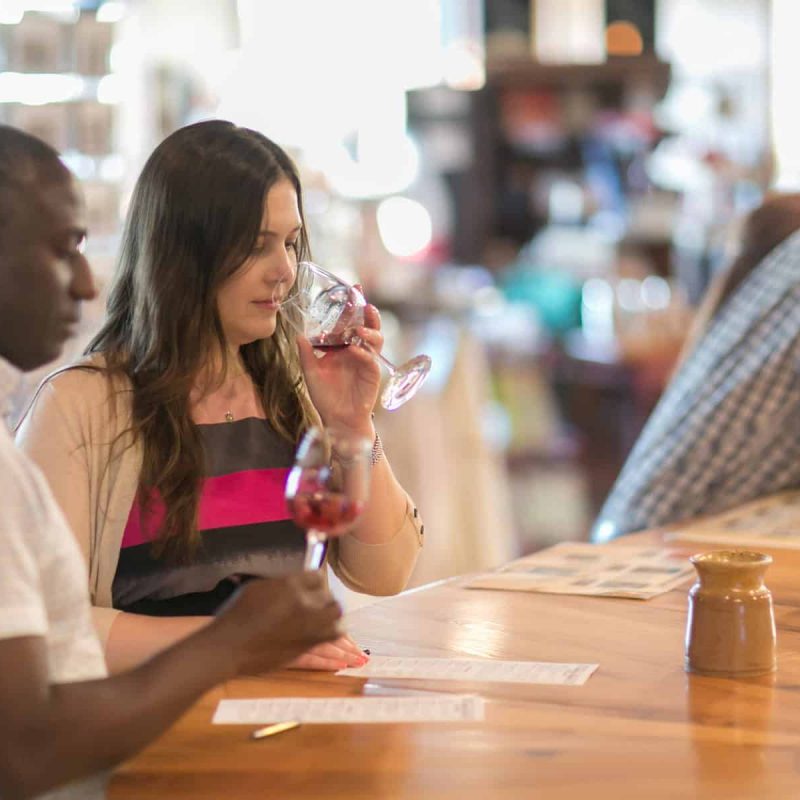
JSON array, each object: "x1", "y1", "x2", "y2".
[{"x1": 250, "y1": 721, "x2": 300, "y2": 741}]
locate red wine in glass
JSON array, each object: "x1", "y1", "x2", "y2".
[
  {"x1": 280, "y1": 261, "x2": 432, "y2": 410},
  {"x1": 285, "y1": 428, "x2": 372, "y2": 570},
  {"x1": 308, "y1": 331, "x2": 353, "y2": 352},
  {"x1": 288, "y1": 494, "x2": 364, "y2": 532},
  {"x1": 287, "y1": 474, "x2": 365, "y2": 535}
]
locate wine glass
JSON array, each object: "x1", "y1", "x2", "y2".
[
  {"x1": 285, "y1": 427, "x2": 372, "y2": 571},
  {"x1": 279, "y1": 261, "x2": 432, "y2": 410}
]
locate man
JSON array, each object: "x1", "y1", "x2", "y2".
[
  {"x1": 0, "y1": 125, "x2": 342, "y2": 800},
  {"x1": 593, "y1": 203, "x2": 800, "y2": 542}
]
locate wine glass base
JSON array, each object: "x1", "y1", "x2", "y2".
[{"x1": 381, "y1": 354, "x2": 432, "y2": 411}]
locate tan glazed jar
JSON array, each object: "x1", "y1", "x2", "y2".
[{"x1": 685, "y1": 550, "x2": 776, "y2": 678}]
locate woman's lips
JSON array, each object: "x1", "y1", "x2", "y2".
[{"x1": 253, "y1": 299, "x2": 280, "y2": 311}]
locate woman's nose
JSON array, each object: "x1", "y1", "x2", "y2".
[{"x1": 273, "y1": 253, "x2": 296, "y2": 284}]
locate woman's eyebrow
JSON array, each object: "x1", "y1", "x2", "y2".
[{"x1": 258, "y1": 224, "x2": 303, "y2": 237}]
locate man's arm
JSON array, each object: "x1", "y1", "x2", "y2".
[
  {"x1": 0, "y1": 633, "x2": 229, "y2": 799},
  {"x1": 0, "y1": 573, "x2": 341, "y2": 800}
]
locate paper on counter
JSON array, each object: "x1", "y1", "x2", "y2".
[
  {"x1": 667, "y1": 491, "x2": 800, "y2": 550},
  {"x1": 669, "y1": 529, "x2": 800, "y2": 549},
  {"x1": 213, "y1": 695, "x2": 484, "y2": 724},
  {"x1": 338, "y1": 655, "x2": 597, "y2": 686},
  {"x1": 465, "y1": 542, "x2": 693, "y2": 600}
]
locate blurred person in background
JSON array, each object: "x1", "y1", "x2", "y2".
[
  {"x1": 17, "y1": 120, "x2": 423, "y2": 674},
  {"x1": 0, "y1": 124, "x2": 342, "y2": 800},
  {"x1": 676, "y1": 193, "x2": 800, "y2": 362},
  {"x1": 593, "y1": 193, "x2": 800, "y2": 541}
]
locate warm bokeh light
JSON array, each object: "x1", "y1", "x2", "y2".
[
  {"x1": 96, "y1": 1, "x2": 125, "y2": 24},
  {"x1": 605, "y1": 21, "x2": 644, "y2": 57},
  {"x1": 534, "y1": 0, "x2": 604, "y2": 63},
  {"x1": 376, "y1": 196, "x2": 433, "y2": 257},
  {"x1": 0, "y1": 72, "x2": 84, "y2": 105},
  {"x1": 443, "y1": 41, "x2": 485, "y2": 91}
]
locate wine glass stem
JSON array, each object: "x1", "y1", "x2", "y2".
[
  {"x1": 351, "y1": 335, "x2": 396, "y2": 376},
  {"x1": 304, "y1": 529, "x2": 329, "y2": 571}
]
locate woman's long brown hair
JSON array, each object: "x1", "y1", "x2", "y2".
[{"x1": 87, "y1": 120, "x2": 316, "y2": 562}]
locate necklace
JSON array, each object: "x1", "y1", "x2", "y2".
[{"x1": 223, "y1": 366, "x2": 245, "y2": 423}]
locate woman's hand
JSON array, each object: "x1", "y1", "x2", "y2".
[
  {"x1": 287, "y1": 634, "x2": 369, "y2": 671},
  {"x1": 297, "y1": 299, "x2": 382, "y2": 436}
]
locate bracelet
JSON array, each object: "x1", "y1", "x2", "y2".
[
  {"x1": 330, "y1": 430, "x2": 383, "y2": 466},
  {"x1": 371, "y1": 432, "x2": 384, "y2": 466},
  {"x1": 368, "y1": 412, "x2": 383, "y2": 467}
]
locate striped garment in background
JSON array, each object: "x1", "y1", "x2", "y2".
[{"x1": 593, "y1": 229, "x2": 800, "y2": 541}]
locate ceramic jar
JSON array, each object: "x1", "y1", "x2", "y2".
[{"x1": 685, "y1": 550, "x2": 776, "y2": 678}]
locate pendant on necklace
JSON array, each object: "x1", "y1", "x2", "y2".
[{"x1": 225, "y1": 410, "x2": 235, "y2": 423}]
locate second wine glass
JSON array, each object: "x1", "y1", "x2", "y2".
[
  {"x1": 284, "y1": 427, "x2": 372, "y2": 571},
  {"x1": 279, "y1": 261, "x2": 432, "y2": 410}
]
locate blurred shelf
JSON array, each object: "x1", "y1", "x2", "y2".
[
  {"x1": 409, "y1": 55, "x2": 673, "y2": 265},
  {"x1": 486, "y1": 55, "x2": 671, "y2": 96}
]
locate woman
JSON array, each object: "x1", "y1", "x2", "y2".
[{"x1": 17, "y1": 120, "x2": 423, "y2": 672}]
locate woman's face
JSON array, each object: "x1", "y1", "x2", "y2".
[{"x1": 216, "y1": 178, "x2": 301, "y2": 348}]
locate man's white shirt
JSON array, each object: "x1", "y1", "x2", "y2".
[{"x1": 0, "y1": 356, "x2": 108, "y2": 799}]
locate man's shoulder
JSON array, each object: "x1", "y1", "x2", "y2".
[{"x1": 0, "y1": 425, "x2": 49, "y2": 516}]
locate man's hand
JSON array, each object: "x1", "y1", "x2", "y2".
[{"x1": 209, "y1": 573, "x2": 342, "y2": 677}]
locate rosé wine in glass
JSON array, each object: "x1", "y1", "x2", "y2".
[{"x1": 285, "y1": 428, "x2": 372, "y2": 570}]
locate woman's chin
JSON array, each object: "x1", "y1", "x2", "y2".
[{"x1": 231, "y1": 325, "x2": 277, "y2": 346}]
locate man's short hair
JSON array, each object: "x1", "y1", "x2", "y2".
[{"x1": 0, "y1": 125, "x2": 69, "y2": 230}]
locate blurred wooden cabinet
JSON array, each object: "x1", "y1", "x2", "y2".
[{"x1": 409, "y1": 56, "x2": 671, "y2": 268}]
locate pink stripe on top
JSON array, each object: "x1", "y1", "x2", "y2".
[{"x1": 121, "y1": 467, "x2": 291, "y2": 549}]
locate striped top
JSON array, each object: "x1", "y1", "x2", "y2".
[{"x1": 112, "y1": 417, "x2": 307, "y2": 616}]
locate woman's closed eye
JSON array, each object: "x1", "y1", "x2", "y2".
[{"x1": 251, "y1": 237, "x2": 298, "y2": 256}]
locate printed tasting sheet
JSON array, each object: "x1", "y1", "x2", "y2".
[
  {"x1": 213, "y1": 695, "x2": 485, "y2": 724},
  {"x1": 213, "y1": 657, "x2": 600, "y2": 725},
  {"x1": 338, "y1": 656, "x2": 597, "y2": 686},
  {"x1": 465, "y1": 542, "x2": 694, "y2": 600},
  {"x1": 666, "y1": 491, "x2": 800, "y2": 550}
]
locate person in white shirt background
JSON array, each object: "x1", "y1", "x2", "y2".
[{"x1": 0, "y1": 124, "x2": 342, "y2": 800}]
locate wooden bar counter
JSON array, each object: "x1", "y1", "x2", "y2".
[{"x1": 110, "y1": 526, "x2": 800, "y2": 799}]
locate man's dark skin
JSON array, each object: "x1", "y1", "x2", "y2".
[{"x1": 0, "y1": 129, "x2": 342, "y2": 800}]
